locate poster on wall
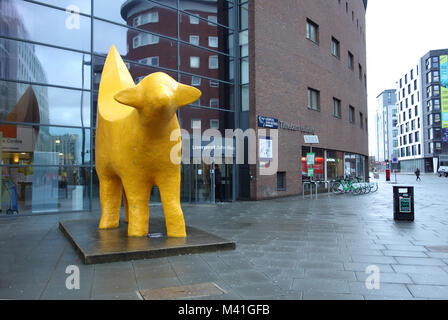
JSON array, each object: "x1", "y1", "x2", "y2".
[
  {"x1": 440, "y1": 55, "x2": 448, "y2": 142},
  {"x1": 259, "y1": 137, "x2": 273, "y2": 160}
]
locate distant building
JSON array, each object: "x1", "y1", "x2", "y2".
[
  {"x1": 420, "y1": 50, "x2": 448, "y2": 173},
  {"x1": 375, "y1": 89, "x2": 398, "y2": 165},
  {"x1": 396, "y1": 63, "x2": 424, "y2": 172}
]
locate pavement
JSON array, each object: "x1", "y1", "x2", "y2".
[{"x1": 1, "y1": 173, "x2": 448, "y2": 300}]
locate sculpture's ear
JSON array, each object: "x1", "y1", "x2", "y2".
[
  {"x1": 175, "y1": 83, "x2": 202, "y2": 108},
  {"x1": 114, "y1": 86, "x2": 142, "y2": 109}
]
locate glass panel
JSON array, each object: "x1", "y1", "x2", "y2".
[
  {"x1": 179, "y1": 0, "x2": 233, "y2": 28},
  {"x1": 31, "y1": 0, "x2": 91, "y2": 14},
  {"x1": 179, "y1": 11, "x2": 231, "y2": 55},
  {"x1": 93, "y1": 19, "x2": 177, "y2": 70},
  {"x1": 179, "y1": 43, "x2": 232, "y2": 81},
  {"x1": 0, "y1": 124, "x2": 91, "y2": 166},
  {"x1": 0, "y1": 81, "x2": 90, "y2": 127},
  {"x1": 0, "y1": 38, "x2": 91, "y2": 89},
  {"x1": 0, "y1": 0, "x2": 91, "y2": 51},
  {"x1": 0, "y1": 165, "x2": 90, "y2": 215},
  {"x1": 179, "y1": 74, "x2": 233, "y2": 110},
  {"x1": 92, "y1": 55, "x2": 178, "y2": 92},
  {"x1": 94, "y1": 0, "x2": 178, "y2": 38}
]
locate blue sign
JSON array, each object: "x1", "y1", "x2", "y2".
[{"x1": 257, "y1": 115, "x2": 279, "y2": 129}]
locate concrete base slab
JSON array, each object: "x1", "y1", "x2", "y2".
[{"x1": 59, "y1": 218, "x2": 235, "y2": 265}]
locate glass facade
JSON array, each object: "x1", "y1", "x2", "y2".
[{"x1": 0, "y1": 0, "x2": 240, "y2": 215}]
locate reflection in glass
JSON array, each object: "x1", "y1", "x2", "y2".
[
  {"x1": 0, "y1": 0, "x2": 91, "y2": 51},
  {"x1": 0, "y1": 81, "x2": 90, "y2": 127},
  {"x1": 179, "y1": 74, "x2": 233, "y2": 110},
  {"x1": 0, "y1": 124, "x2": 91, "y2": 166},
  {"x1": 93, "y1": 19, "x2": 177, "y2": 70},
  {"x1": 179, "y1": 0, "x2": 233, "y2": 27},
  {"x1": 0, "y1": 166, "x2": 90, "y2": 215},
  {"x1": 0, "y1": 38, "x2": 91, "y2": 89},
  {"x1": 179, "y1": 43, "x2": 232, "y2": 81},
  {"x1": 179, "y1": 11, "x2": 232, "y2": 55}
]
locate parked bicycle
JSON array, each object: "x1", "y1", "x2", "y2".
[{"x1": 331, "y1": 177, "x2": 377, "y2": 195}]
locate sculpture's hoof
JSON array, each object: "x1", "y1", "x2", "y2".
[{"x1": 99, "y1": 219, "x2": 119, "y2": 229}]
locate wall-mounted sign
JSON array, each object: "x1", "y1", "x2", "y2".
[
  {"x1": 257, "y1": 115, "x2": 315, "y2": 134},
  {"x1": 259, "y1": 137, "x2": 273, "y2": 160},
  {"x1": 308, "y1": 168, "x2": 314, "y2": 177},
  {"x1": 257, "y1": 116, "x2": 279, "y2": 129},
  {"x1": 304, "y1": 135, "x2": 319, "y2": 144}
]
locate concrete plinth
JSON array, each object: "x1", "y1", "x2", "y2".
[{"x1": 59, "y1": 218, "x2": 235, "y2": 265}]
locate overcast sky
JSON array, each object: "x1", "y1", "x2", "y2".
[{"x1": 366, "y1": 0, "x2": 448, "y2": 156}]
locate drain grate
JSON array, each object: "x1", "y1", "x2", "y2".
[
  {"x1": 138, "y1": 282, "x2": 226, "y2": 300},
  {"x1": 426, "y1": 246, "x2": 448, "y2": 252}
]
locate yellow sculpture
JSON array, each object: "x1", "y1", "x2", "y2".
[{"x1": 96, "y1": 45, "x2": 201, "y2": 237}]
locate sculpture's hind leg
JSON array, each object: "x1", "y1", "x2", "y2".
[
  {"x1": 157, "y1": 172, "x2": 186, "y2": 237},
  {"x1": 99, "y1": 174, "x2": 123, "y2": 229}
]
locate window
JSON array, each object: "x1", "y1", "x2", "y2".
[
  {"x1": 210, "y1": 98, "x2": 219, "y2": 108},
  {"x1": 360, "y1": 112, "x2": 363, "y2": 128},
  {"x1": 414, "y1": 80, "x2": 417, "y2": 90},
  {"x1": 207, "y1": 16, "x2": 217, "y2": 25},
  {"x1": 189, "y1": 35, "x2": 199, "y2": 46},
  {"x1": 348, "y1": 51, "x2": 354, "y2": 70},
  {"x1": 331, "y1": 37, "x2": 340, "y2": 58},
  {"x1": 349, "y1": 105, "x2": 355, "y2": 123},
  {"x1": 333, "y1": 98, "x2": 341, "y2": 118},
  {"x1": 409, "y1": 133, "x2": 413, "y2": 144},
  {"x1": 190, "y1": 56, "x2": 200, "y2": 68},
  {"x1": 133, "y1": 11, "x2": 159, "y2": 26},
  {"x1": 191, "y1": 76, "x2": 201, "y2": 86},
  {"x1": 359, "y1": 64, "x2": 363, "y2": 80},
  {"x1": 210, "y1": 119, "x2": 219, "y2": 129},
  {"x1": 208, "y1": 36, "x2": 218, "y2": 48},
  {"x1": 411, "y1": 69, "x2": 414, "y2": 80},
  {"x1": 210, "y1": 80, "x2": 219, "y2": 88},
  {"x1": 415, "y1": 132, "x2": 419, "y2": 142},
  {"x1": 277, "y1": 172, "x2": 286, "y2": 191},
  {"x1": 132, "y1": 33, "x2": 159, "y2": 48},
  {"x1": 190, "y1": 14, "x2": 200, "y2": 24},
  {"x1": 411, "y1": 120, "x2": 415, "y2": 130},
  {"x1": 306, "y1": 19, "x2": 319, "y2": 43},
  {"x1": 209, "y1": 55, "x2": 218, "y2": 69},
  {"x1": 191, "y1": 119, "x2": 201, "y2": 129},
  {"x1": 308, "y1": 88, "x2": 320, "y2": 111},
  {"x1": 139, "y1": 56, "x2": 159, "y2": 67},
  {"x1": 414, "y1": 106, "x2": 418, "y2": 116}
]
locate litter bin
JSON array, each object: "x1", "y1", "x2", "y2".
[{"x1": 393, "y1": 186, "x2": 414, "y2": 221}]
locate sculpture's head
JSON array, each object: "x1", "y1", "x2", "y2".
[{"x1": 114, "y1": 72, "x2": 201, "y2": 121}]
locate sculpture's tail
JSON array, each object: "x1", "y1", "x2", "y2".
[{"x1": 98, "y1": 45, "x2": 135, "y2": 122}]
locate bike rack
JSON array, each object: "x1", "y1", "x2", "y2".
[
  {"x1": 302, "y1": 181, "x2": 317, "y2": 198},
  {"x1": 315, "y1": 180, "x2": 331, "y2": 194}
]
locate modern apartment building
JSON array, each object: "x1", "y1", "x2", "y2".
[
  {"x1": 396, "y1": 49, "x2": 448, "y2": 173},
  {"x1": 375, "y1": 89, "x2": 398, "y2": 164},
  {"x1": 421, "y1": 49, "x2": 448, "y2": 173},
  {"x1": 396, "y1": 64, "x2": 424, "y2": 172}
]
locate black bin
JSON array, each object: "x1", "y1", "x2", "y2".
[{"x1": 393, "y1": 186, "x2": 414, "y2": 221}]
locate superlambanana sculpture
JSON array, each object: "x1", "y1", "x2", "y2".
[{"x1": 96, "y1": 45, "x2": 201, "y2": 237}]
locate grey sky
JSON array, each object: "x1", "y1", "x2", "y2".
[{"x1": 366, "y1": 0, "x2": 448, "y2": 156}]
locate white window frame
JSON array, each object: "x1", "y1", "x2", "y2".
[
  {"x1": 133, "y1": 34, "x2": 159, "y2": 49},
  {"x1": 190, "y1": 56, "x2": 200, "y2": 69},
  {"x1": 210, "y1": 98, "x2": 219, "y2": 108},
  {"x1": 208, "y1": 36, "x2": 218, "y2": 48},
  {"x1": 191, "y1": 76, "x2": 201, "y2": 86},
  {"x1": 189, "y1": 35, "x2": 199, "y2": 46},
  {"x1": 191, "y1": 119, "x2": 201, "y2": 129},
  {"x1": 189, "y1": 14, "x2": 199, "y2": 24},
  {"x1": 138, "y1": 56, "x2": 159, "y2": 67},
  {"x1": 133, "y1": 11, "x2": 159, "y2": 27},
  {"x1": 208, "y1": 16, "x2": 217, "y2": 25},
  {"x1": 210, "y1": 80, "x2": 219, "y2": 88},
  {"x1": 209, "y1": 55, "x2": 218, "y2": 69},
  {"x1": 210, "y1": 119, "x2": 219, "y2": 129}
]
